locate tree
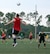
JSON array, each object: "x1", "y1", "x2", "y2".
[
  {"x1": 26, "y1": 12, "x2": 33, "y2": 21},
  {"x1": 46, "y1": 14, "x2": 50, "y2": 21},
  {"x1": 36, "y1": 15, "x2": 42, "y2": 25},
  {"x1": 5, "y1": 12, "x2": 11, "y2": 21},
  {"x1": 36, "y1": 15, "x2": 42, "y2": 34},
  {"x1": 0, "y1": 11, "x2": 4, "y2": 17},
  {"x1": 11, "y1": 12, "x2": 16, "y2": 19},
  {"x1": 20, "y1": 11, "x2": 25, "y2": 17},
  {"x1": 45, "y1": 14, "x2": 50, "y2": 27},
  {"x1": 5, "y1": 12, "x2": 16, "y2": 20},
  {"x1": 0, "y1": 11, "x2": 4, "y2": 23},
  {"x1": 0, "y1": 11, "x2": 4, "y2": 31}
]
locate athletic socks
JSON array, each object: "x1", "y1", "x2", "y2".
[
  {"x1": 44, "y1": 43, "x2": 46, "y2": 48},
  {"x1": 14, "y1": 43, "x2": 18, "y2": 47},
  {"x1": 38, "y1": 44, "x2": 40, "y2": 48}
]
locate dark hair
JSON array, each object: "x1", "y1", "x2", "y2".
[{"x1": 16, "y1": 14, "x2": 19, "y2": 17}]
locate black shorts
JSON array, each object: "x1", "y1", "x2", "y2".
[
  {"x1": 12, "y1": 29, "x2": 19, "y2": 35},
  {"x1": 29, "y1": 36, "x2": 32, "y2": 40},
  {"x1": 39, "y1": 38, "x2": 45, "y2": 43},
  {"x1": 2, "y1": 37, "x2": 6, "y2": 40}
]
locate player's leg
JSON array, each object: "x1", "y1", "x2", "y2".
[
  {"x1": 2, "y1": 38, "x2": 4, "y2": 43},
  {"x1": 3, "y1": 37, "x2": 6, "y2": 43},
  {"x1": 2, "y1": 37, "x2": 6, "y2": 43},
  {"x1": 38, "y1": 38, "x2": 41, "y2": 48},
  {"x1": 43, "y1": 39, "x2": 46, "y2": 48},
  {"x1": 12, "y1": 34, "x2": 17, "y2": 46},
  {"x1": 12, "y1": 28, "x2": 17, "y2": 47},
  {"x1": 29, "y1": 36, "x2": 33, "y2": 43},
  {"x1": 12, "y1": 29, "x2": 19, "y2": 47},
  {"x1": 14, "y1": 38, "x2": 18, "y2": 47}
]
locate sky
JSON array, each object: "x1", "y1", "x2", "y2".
[{"x1": 0, "y1": 0, "x2": 50, "y2": 26}]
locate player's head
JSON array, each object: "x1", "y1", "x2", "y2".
[
  {"x1": 41, "y1": 31, "x2": 44, "y2": 33},
  {"x1": 30, "y1": 31, "x2": 32, "y2": 34},
  {"x1": 16, "y1": 14, "x2": 19, "y2": 17}
]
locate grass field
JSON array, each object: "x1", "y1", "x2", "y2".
[{"x1": 0, "y1": 39, "x2": 50, "y2": 54}]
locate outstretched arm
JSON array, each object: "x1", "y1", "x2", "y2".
[
  {"x1": 4, "y1": 19, "x2": 15, "y2": 25},
  {"x1": 21, "y1": 21, "x2": 26, "y2": 25},
  {"x1": 21, "y1": 20, "x2": 28, "y2": 25}
]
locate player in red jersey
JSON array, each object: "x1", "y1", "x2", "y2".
[
  {"x1": 29, "y1": 32, "x2": 33, "y2": 40},
  {"x1": 29, "y1": 32, "x2": 33, "y2": 43},
  {"x1": 5, "y1": 14, "x2": 27, "y2": 47},
  {"x1": 1, "y1": 29, "x2": 6, "y2": 43}
]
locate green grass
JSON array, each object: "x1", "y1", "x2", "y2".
[{"x1": 0, "y1": 39, "x2": 50, "y2": 54}]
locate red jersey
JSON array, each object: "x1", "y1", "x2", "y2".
[
  {"x1": 29, "y1": 32, "x2": 33, "y2": 39},
  {"x1": 2, "y1": 33, "x2": 6, "y2": 38},
  {"x1": 13, "y1": 17, "x2": 21, "y2": 31}
]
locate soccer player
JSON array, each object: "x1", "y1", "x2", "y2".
[
  {"x1": 38, "y1": 31, "x2": 46, "y2": 48},
  {"x1": 1, "y1": 30, "x2": 6, "y2": 43},
  {"x1": 5, "y1": 14, "x2": 27, "y2": 47},
  {"x1": 29, "y1": 32, "x2": 33, "y2": 40},
  {"x1": 29, "y1": 32, "x2": 33, "y2": 43}
]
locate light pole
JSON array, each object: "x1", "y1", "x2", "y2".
[{"x1": 34, "y1": 5, "x2": 38, "y2": 39}]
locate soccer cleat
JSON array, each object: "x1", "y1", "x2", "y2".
[
  {"x1": 12, "y1": 43, "x2": 14, "y2": 46},
  {"x1": 44, "y1": 46, "x2": 46, "y2": 48},
  {"x1": 14, "y1": 43, "x2": 18, "y2": 47}
]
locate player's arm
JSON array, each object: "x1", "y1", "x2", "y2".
[
  {"x1": 38, "y1": 33, "x2": 41, "y2": 39},
  {"x1": 4, "y1": 19, "x2": 15, "y2": 25},
  {"x1": 38, "y1": 36, "x2": 40, "y2": 39},
  {"x1": 21, "y1": 20, "x2": 28, "y2": 25},
  {"x1": 21, "y1": 20, "x2": 26, "y2": 25},
  {"x1": 44, "y1": 33, "x2": 48, "y2": 39}
]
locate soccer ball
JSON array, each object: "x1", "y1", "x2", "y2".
[{"x1": 17, "y1": 3, "x2": 21, "y2": 6}]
